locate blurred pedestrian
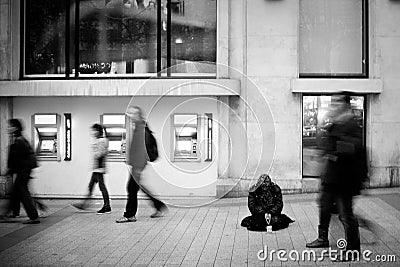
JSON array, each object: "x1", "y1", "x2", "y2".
[
  {"x1": 72, "y1": 123, "x2": 111, "y2": 214},
  {"x1": 116, "y1": 106, "x2": 167, "y2": 223},
  {"x1": 306, "y1": 93, "x2": 367, "y2": 260},
  {"x1": 1, "y1": 119, "x2": 40, "y2": 224}
]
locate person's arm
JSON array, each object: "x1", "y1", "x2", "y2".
[
  {"x1": 248, "y1": 192, "x2": 263, "y2": 215},
  {"x1": 266, "y1": 185, "x2": 283, "y2": 215}
]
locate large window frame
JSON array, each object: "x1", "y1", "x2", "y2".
[
  {"x1": 301, "y1": 94, "x2": 366, "y2": 178},
  {"x1": 21, "y1": 0, "x2": 217, "y2": 79},
  {"x1": 299, "y1": 0, "x2": 369, "y2": 78}
]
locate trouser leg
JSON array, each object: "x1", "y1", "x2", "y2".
[
  {"x1": 306, "y1": 190, "x2": 332, "y2": 248},
  {"x1": 15, "y1": 173, "x2": 38, "y2": 220},
  {"x1": 81, "y1": 173, "x2": 97, "y2": 208},
  {"x1": 9, "y1": 181, "x2": 21, "y2": 216},
  {"x1": 124, "y1": 169, "x2": 140, "y2": 218},
  {"x1": 140, "y1": 183, "x2": 165, "y2": 211},
  {"x1": 96, "y1": 173, "x2": 110, "y2": 208},
  {"x1": 336, "y1": 195, "x2": 360, "y2": 252},
  {"x1": 319, "y1": 190, "x2": 334, "y2": 231}
]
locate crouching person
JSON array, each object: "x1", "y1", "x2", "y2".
[{"x1": 241, "y1": 174, "x2": 294, "y2": 231}]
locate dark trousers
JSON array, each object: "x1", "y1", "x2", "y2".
[
  {"x1": 81, "y1": 172, "x2": 110, "y2": 208},
  {"x1": 9, "y1": 172, "x2": 39, "y2": 220},
  {"x1": 319, "y1": 189, "x2": 360, "y2": 251},
  {"x1": 124, "y1": 167, "x2": 165, "y2": 218}
]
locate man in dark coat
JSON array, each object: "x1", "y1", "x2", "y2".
[
  {"x1": 306, "y1": 93, "x2": 366, "y2": 258},
  {"x1": 2, "y1": 119, "x2": 40, "y2": 224},
  {"x1": 116, "y1": 106, "x2": 167, "y2": 223}
]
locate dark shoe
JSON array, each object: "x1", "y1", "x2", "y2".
[
  {"x1": 151, "y1": 210, "x2": 166, "y2": 218},
  {"x1": 23, "y1": 219, "x2": 40, "y2": 224},
  {"x1": 97, "y1": 206, "x2": 111, "y2": 214},
  {"x1": 306, "y1": 226, "x2": 329, "y2": 248},
  {"x1": 306, "y1": 237, "x2": 329, "y2": 248},
  {"x1": 151, "y1": 206, "x2": 168, "y2": 218},
  {"x1": 7, "y1": 214, "x2": 20, "y2": 218},
  {"x1": 116, "y1": 216, "x2": 136, "y2": 223}
]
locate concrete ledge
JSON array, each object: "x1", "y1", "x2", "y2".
[
  {"x1": 217, "y1": 178, "x2": 302, "y2": 198},
  {"x1": 291, "y1": 78, "x2": 383, "y2": 94},
  {"x1": 301, "y1": 178, "x2": 321, "y2": 193},
  {"x1": 0, "y1": 79, "x2": 240, "y2": 96}
]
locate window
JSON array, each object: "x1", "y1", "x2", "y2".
[
  {"x1": 172, "y1": 114, "x2": 199, "y2": 160},
  {"x1": 302, "y1": 95, "x2": 365, "y2": 178},
  {"x1": 100, "y1": 114, "x2": 126, "y2": 159},
  {"x1": 299, "y1": 0, "x2": 368, "y2": 77},
  {"x1": 32, "y1": 114, "x2": 61, "y2": 160},
  {"x1": 23, "y1": 0, "x2": 216, "y2": 78}
]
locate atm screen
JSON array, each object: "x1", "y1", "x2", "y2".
[
  {"x1": 109, "y1": 140, "x2": 122, "y2": 153},
  {"x1": 40, "y1": 140, "x2": 54, "y2": 152}
]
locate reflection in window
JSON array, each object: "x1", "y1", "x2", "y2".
[
  {"x1": 24, "y1": 0, "x2": 216, "y2": 77},
  {"x1": 168, "y1": 0, "x2": 217, "y2": 75},
  {"x1": 299, "y1": 0, "x2": 367, "y2": 77},
  {"x1": 173, "y1": 114, "x2": 198, "y2": 160},
  {"x1": 302, "y1": 95, "x2": 364, "y2": 178},
  {"x1": 32, "y1": 114, "x2": 61, "y2": 160},
  {"x1": 101, "y1": 114, "x2": 126, "y2": 158},
  {"x1": 25, "y1": 0, "x2": 67, "y2": 76}
]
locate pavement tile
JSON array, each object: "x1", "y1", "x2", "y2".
[{"x1": 0, "y1": 189, "x2": 399, "y2": 266}]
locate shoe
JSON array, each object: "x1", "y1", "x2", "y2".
[
  {"x1": 306, "y1": 226, "x2": 329, "y2": 248},
  {"x1": 71, "y1": 203, "x2": 86, "y2": 210},
  {"x1": 151, "y1": 210, "x2": 165, "y2": 218},
  {"x1": 115, "y1": 216, "x2": 136, "y2": 223},
  {"x1": 23, "y1": 219, "x2": 40, "y2": 224},
  {"x1": 306, "y1": 238, "x2": 329, "y2": 248},
  {"x1": 97, "y1": 207, "x2": 111, "y2": 214},
  {"x1": 7, "y1": 214, "x2": 20, "y2": 218}
]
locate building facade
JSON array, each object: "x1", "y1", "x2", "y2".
[{"x1": 0, "y1": 0, "x2": 399, "y2": 199}]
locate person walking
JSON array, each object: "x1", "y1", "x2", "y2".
[
  {"x1": 306, "y1": 93, "x2": 367, "y2": 261},
  {"x1": 116, "y1": 106, "x2": 167, "y2": 223},
  {"x1": 72, "y1": 124, "x2": 111, "y2": 214},
  {"x1": 2, "y1": 119, "x2": 40, "y2": 224}
]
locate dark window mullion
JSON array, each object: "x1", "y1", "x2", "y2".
[
  {"x1": 167, "y1": 0, "x2": 171, "y2": 76},
  {"x1": 74, "y1": 0, "x2": 79, "y2": 78},
  {"x1": 362, "y1": 0, "x2": 369, "y2": 78},
  {"x1": 20, "y1": 0, "x2": 25, "y2": 79},
  {"x1": 157, "y1": 0, "x2": 162, "y2": 76},
  {"x1": 65, "y1": 0, "x2": 70, "y2": 78}
]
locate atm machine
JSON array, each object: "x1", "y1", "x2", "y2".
[
  {"x1": 32, "y1": 114, "x2": 60, "y2": 160},
  {"x1": 173, "y1": 114, "x2": 199, "y2": 160},
  {"x1": 101, "y1": 114, "x2": 126, "y2": 159}
]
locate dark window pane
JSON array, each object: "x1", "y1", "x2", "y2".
[
  {"x1": 302, "y1": 95, "x2": 364, "y2": 178},
  {"x1": 78, "y1": 0, "x2": 157, "y2": 75},
  {"x1": 25, "y1": 0, "x2": 66, "y2": 75},
  {"x1": 170, "y1": 0, "x2": 216, "y2": 75}
]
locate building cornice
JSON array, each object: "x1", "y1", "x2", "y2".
[{"x1": 0, "y1": 79, "x2": 240, "y2": 97}]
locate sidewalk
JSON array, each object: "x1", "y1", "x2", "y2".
[{"x1": 0, "y1": 188, "x2": 399, "y2": 266}]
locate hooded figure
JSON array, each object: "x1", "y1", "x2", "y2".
[{"x1": 241, "y1": 174, "x2": 294, "y2": 231}]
